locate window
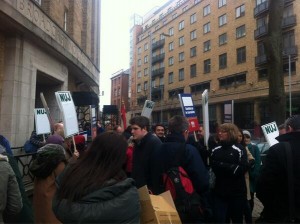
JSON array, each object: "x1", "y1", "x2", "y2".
[
  {"x1": 179, "y1": 68, "x2": 184, "y2": 81},
  {"x1": 194, "y1": 0, "x2": 201, "y2": 4},
  {"x1": 190, "y1": 46, "x2": 197, "y2": 57},
  {"x1": 179, "y1": 36, "x2": 185, "y2": 46},
  {"x1": 203, "y1": 5, "x2": 211, "y2": 16},
  {"x1": 137, "y1": 71, "x2": 141, "y2": 78},
  {"x1": 190, "y1": 30, "x2": 197, "y2": 40},
  {"x1": 257, "y1": 16, "x2": 267, "y2": 28},
  {"x1": 138, "y1": 47, "x2": 141, "y2": 55},
  {"x1": 144, "y1": 68, "x2": 149, "y2": 76},
  {"x1": 219, "y1": 14, "x2": 227, "y2": 27},
  {"x1": 283, "y1": 30, "x2": 295, "y2": 49},
  {"x1": 219, "y1": 73, "x2": 246, "y2": 88},
  {"x1": 183, "y1": 6, "x2": 188, "y2": 12},
  {"x1": 218, "y1": 0, "x2": 226, "y2": 8},
  {"x1": 190, "y1": 13, "x2": 197, "y2": 24},
  {"x1": 114, "y1": 89, "x2": 117, "y2": 96},
  {"x1": 237, "y1": 46, "x2": 246, "y2": 64},
  {"x1": 144, "y1": 43, "x2": 148, "y2": 50},
  {"x1": 169, "y1": 27, "x2": 174, "y2": 36},
  {"x1": 144, "y1": 55, "x2": 148, "y2": 63},
  {"x1": 179, "y1": 20, "x2": 184, "y2": 30},
  {"x1": 236, "y1": 4, "x2": 245, "y2": 18},
  {"x1": 204, "y1": 40, "x2": 211, "y2": 52},
  {"x1": 256, "y1": 0, "x2": 266, "y2": 6},
  {"x1": 144, "y1": 81, "x2": 148, "y2": 91},
  {"x1": 138, "y1": 59, "x2": 141, "y2": 66},
  {"x1": 191, "y1": 82, "x2": 210, "y2": 94},
  {"x1": 236, "y1": 25, "x2": 246, "y2": 38},
  {"x1": 219, "y1": 33, "x2": 227, "y2": 45},
  {"x1": 169, "y1": 57, "x2": 174, "y2": 66},
  {"x1": 169, "y1": 42, "x2": 174, "y2": 51},
  {"x1": 203, "y1": 22, "x2": 210, "y2": 34},
  {"x1": 179, "y1": 52, "x2": 184, "y2": 62},
  {"x1": 168, "y1": 72, "x2": 174, "y2": 84},
  {"x1": 258, "y1": 68, "x2": 268, "y2": 80},
  {"x1": 219, "y1": 53, "x2": 227, "y2": 69},
  {"x1": 137, "y1": 84, "x2": 141, "y2": 92},
  {"x1": 172, "y1": 13, "x2": 177, "y2": 19},
  {"x1": 204, "y1": 59, "x2": 211, "y2": 73},
  {"x1": 190, "y1": 64, "x2": 197, "y2": 77}
]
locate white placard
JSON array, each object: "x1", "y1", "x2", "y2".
[
  {"x1": 202, "y1": 89, "x2": 210, "y2": 146},
  {"x1": 55, "y1": 91, "x2": 79, "y2": 137},
  {"x1": 141, "y1": 100, "x2": 155, "y2": 118},
  {"x1": 261, "y1": 121, "x2": 279, "y2": 147},
  {"x1": 34, "y1": 108, "x2": 51, "y2": 135}
]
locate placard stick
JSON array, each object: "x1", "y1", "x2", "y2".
[
  {"x1": 193, "y1": 131, "x2": 198, "y2": 142},
  {"x1": 72, "y1": 135, "x2": 78, "y2": 154},
  {"x1": 42, "y1": 134, "x2": 45, "y2": 142}
]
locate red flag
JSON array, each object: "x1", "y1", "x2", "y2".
[{"x1": 121, "y1": 101, "x2": 127, "y2": 129}]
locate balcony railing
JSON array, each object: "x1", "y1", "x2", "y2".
[
  {"x1": 255, "y1": 54, "x2": 267, "y2": 66},
  {"x1": 282, "y1": 15, "x2": 296, "y2": 29},
  {"x1": 152, "y1": 39, "x2": 165, "y2": 51},
  {"x1": 283, "y1": 46, "x2": 298, "y2": 56},
  {"x1": 254, "y1": 0, "x2": 269, "y2": 18},
  {"x1": 152, "y1": 53, "x2": 165, "y2": 65},
  {"x1": 151, "y1": 67, "x2": 165, "y2": 78},
  {"x1": 254, "y1": 25, "x2": 268, "y2": 39}
]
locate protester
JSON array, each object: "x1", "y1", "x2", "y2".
[
  {"x1": 125, "y1": 136, "x2": 134, "y2": 177},
  {"x1": 30, "y1": 144, "x2": 67, "y2": 223},
  {"x1": 113, "y1": 125, "x2": 124, "y2": 134},
  {"x1": 256, "y1": 115, "x2": 300, "y2": 222},
  {"x1": 278, "y1": 123, "x2": 286, "y2": 135},
  {"x1": 53, "y1": 131, "x2": 140, "y2": 223},
  {"x1": 243, "y1": 130, "x2": 261, "y2": 213},
  {"x1": 210, "y1": 123, "x2": 248, "y2": 223},
  {"x1": 153, "y1": 124, "x2": 166, "y2": 142},
  {"x1": 129, "y1": 116, "x2": 162, "y2": 188},
  {"x1": 0, "y1": 134, "x2": 13, "y2": 156},
  {"x1": 0, "y1": 145, "x2": 34, "y2": 223},
  {"x1": 0, "y1": 153, "x2": 23, "y2": 223},
  {"x1": 96, "y1": 120, "x2": 105, "y2": 135},
  {"x1": 29, "y1": 130, "x2": 46, "y2": 149},
  {"x1": 151, "y1": 115, "x2": 209, "y2": 223},
  {"x1": 123, "y1": 125, "x2": 132, "y2": 140}
]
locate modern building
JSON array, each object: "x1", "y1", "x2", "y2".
[
  {"x1": 0, "y1": 0, "x2": 100, "y2": 146},
  {"x1": 130, "y1": 0, "x2": 299, "y2": 133}
]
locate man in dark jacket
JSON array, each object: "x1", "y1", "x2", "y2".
[
  {"x1": 130, "y1": 116, "x2": 162, "y2": 189},
  {"x1": 256, "y1": 115, "x2": 300, "y2": 222},
  {"x1": 151, "y1": 115, "x2": 209, "y2": 222}
]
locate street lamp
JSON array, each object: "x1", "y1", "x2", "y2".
[{"x1": 288, "y1": 54, "x2": 292, "y2": 117}]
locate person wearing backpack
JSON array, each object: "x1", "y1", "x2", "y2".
[{"x1": 151, "y1": 115, "x2": 209, "y2": 223}]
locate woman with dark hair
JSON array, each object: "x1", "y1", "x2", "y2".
[
  {"x1": 210, "y1": 123, "x2": 248, "y2": 223},
  {"x1": 53, "y1": 131, "x2": 140, "y2": 223}
]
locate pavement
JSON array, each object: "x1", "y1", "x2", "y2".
[{"x1": 252, "y1": 194, "x2": 264, "y2": 222}]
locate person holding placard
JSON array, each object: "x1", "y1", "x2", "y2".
[{"x1": 256, "y1": 115, "x2": 300, "y2": 222}]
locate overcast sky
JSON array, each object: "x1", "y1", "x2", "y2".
[{"x1": 99, "y1": 0, "x2": 169, "y2": 110}]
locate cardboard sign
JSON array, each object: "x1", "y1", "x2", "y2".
[
  {"x1": 202, "y1": 90, "x2": 210, "y2": 146},
  {"x1": 34, "y1": 108, "x2": 51, "y2": 135},
  {"x1": 55, "y1": 91, "x2": 79, "y2": 137},
  {"x1": 141, "y1": 100, "x2": 155, "y2": 118},
  {"x1": 261, "y1": 121, "x2": 279, "y2": 147},
  {"x1": 138, "y1": 186, "x2": 181, "y2": 224}
]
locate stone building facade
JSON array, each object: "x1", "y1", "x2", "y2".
[
  {"x1": 130, "y1": 0, "x2": 299, "y2": 134},
  {"x1": 0, "y1": 0, "x2": 100, "y2": 146}
]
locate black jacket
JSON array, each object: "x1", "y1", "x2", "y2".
[
  {"x1": 210, "y1": 141, "x2": 248, "y2": 199},
  {"x1": 256, "y1": 131, "x2": 300, "y2": 222},
  {"x1": 131, "y1": 132, "x2": 162, "y2": 188},
  {"x1": 53, "y1": 178, "x2": 140, "y2": 223}
]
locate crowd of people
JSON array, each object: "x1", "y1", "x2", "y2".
[{"x1": 0, "y1": 114, "x2": 300, "y2": 223}]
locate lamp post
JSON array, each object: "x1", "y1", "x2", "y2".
[{"x1": 160, "y1": 86, "x2": 163, "y2": 123}]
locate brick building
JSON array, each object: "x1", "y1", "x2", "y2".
[
  {"x1": 130, "y1": 0, "x2": 300, "y2": 133},
  {"x1": 0, "y1": 0, "x2": 100, "y2": 146},
  {"x1": 110, "y1": 68, "x2": 130, "y2": 115}
]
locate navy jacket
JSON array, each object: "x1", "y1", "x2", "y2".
[
  {"x1": 151, "y1": 133, "x2": 209, "y2": 195},
  {"x1": 131, "y1": 132, "x2": 162, "y2": 189}
]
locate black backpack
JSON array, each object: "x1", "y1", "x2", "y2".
[{"x1": 162, "y1": 143, "x2": 205, "y2": 223}]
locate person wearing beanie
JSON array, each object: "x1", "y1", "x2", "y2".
[
  {"x1": 30, "y1": 144, "x2": 67, "y2": 224},
  {"x1": 257, "y1": 115, "x2": 300, "y2": 222}
]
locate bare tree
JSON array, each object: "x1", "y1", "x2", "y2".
[{"x1": 266, "y1": 0, "x2": 286, "y2": 124}]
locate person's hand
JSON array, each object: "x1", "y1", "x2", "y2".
[{"x1": 73, "y1": 150, "x2": 79, "y2": 158}]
